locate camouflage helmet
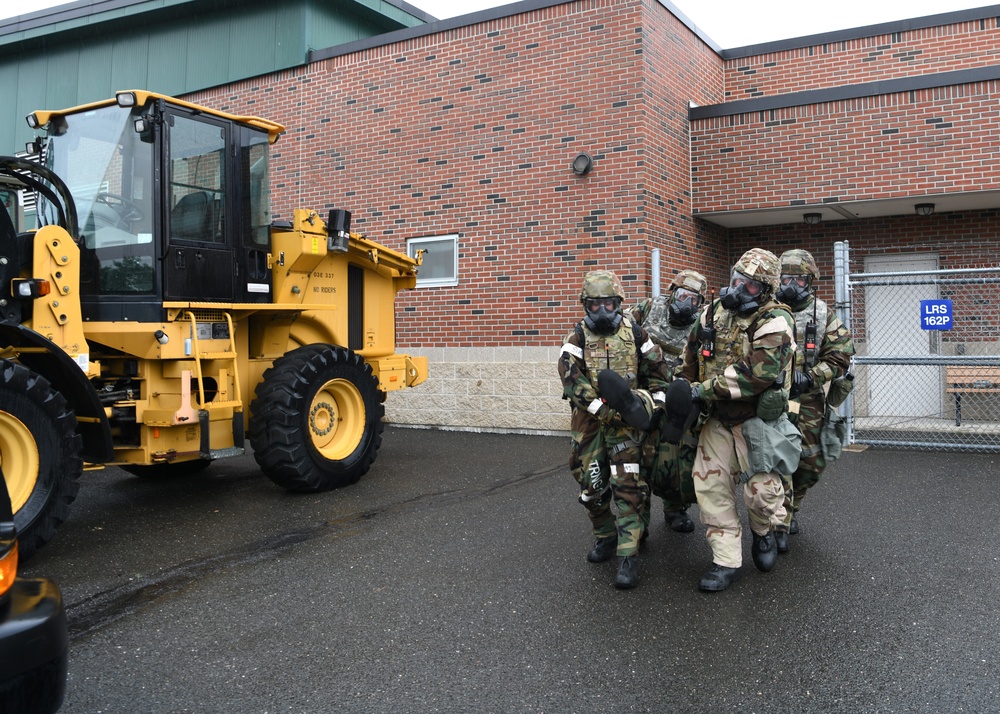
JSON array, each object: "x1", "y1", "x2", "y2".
[
  {"x1": 779, "y1": 249, "x2": 820, "y2": 281},
  {"x1": 669, "y1": 269, "x2": 708, "y2": 297},
  {"x1": 733, "y1": 248, "x2": 780, "y2": 292},
  {"x1": 580, "y1": 269, "x2": 625, "y2": 303}
]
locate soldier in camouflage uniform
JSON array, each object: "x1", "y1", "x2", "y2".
[
  {"x1": 559, "y1": 270, "x2": 671, "y2": 589},
  {"x1": 775, "y1": 249, "x2": 856, "y2": 548},
  {"x1": 677, "y1": 248, "x2": 796, "y2": 592},
  {"x1": 630, "y1": 269, "x2": 708, "y2": 533}
]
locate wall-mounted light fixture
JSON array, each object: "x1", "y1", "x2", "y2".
[
  {"x1": 571, "y1": 152, "x2": 593, "y2": 176},
  {"x1": 803, "y1": 212, "x2": 822, "y2": 225},
  {"x1": 915, "y1": 203, "x2": 935, "y2": 216}
]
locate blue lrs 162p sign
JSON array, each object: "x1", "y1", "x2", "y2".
[{"x1": 921, "y1": 299, "x2": 953, "y2": 330}]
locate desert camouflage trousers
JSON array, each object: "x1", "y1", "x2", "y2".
[
  {"x1": 569, "y1": 408, "x2": 649, "y2": 557},
  {"x1": 692, "y1": 417, "x2": 787, "y2": 569},
  {"x1": 641, "y1": 421, "x2": 697, "y2": 526},
  {"x1": 781, "y1": 393, "x2": 826, "y2": 524}
]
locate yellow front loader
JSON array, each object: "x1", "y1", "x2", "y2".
[{"x1": 0, "y1": 91, "x2": 427, "y2": 558}]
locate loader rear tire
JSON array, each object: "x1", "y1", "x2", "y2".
[
  {"x1": 249, "y1": 345, "x2": 384, "y2": 492},
  {"x1": 0, "y1": 359, "x2": 82, "y2": 560}
]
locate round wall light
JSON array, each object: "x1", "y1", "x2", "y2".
[{"x1": 571, "y1": 152, "x2": 593, "y2": 176}]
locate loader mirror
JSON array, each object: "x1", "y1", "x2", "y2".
[{"x1": 134, "y1": 116, "x2": 154, "y2": 143}]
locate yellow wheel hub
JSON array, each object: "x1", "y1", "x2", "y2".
[
  {"x1": 0, "y1": 410, "x2": 40, "y2": 512},
  {"x1": 308, "y1": 378, "x2": 366, "y2": 460}
]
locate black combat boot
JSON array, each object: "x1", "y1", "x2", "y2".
[
  {"x1": 587, "y1": 536, "x2": 617, "y2": 563},
  {"x1": 614, "y1": 556, "x2": 639, "y2": 589},
  {"x1": 789, "y1": 514, "x2": 800, "y2": 534},
  {"x1": 774, "y1": 528, "x2": 790, "y2": 554},
  {"x1": 751, "y1": 531, "x2": 777, "y2": 572},
  {"x1": 698, "y1": 563, "x2": 741, "y2": 592},
  {"x1": 664, "y1": 509, "x2": 694, "y2": 533},
  {"x1": 596, "y1": 369, "x2": 650, "y2": 431}
]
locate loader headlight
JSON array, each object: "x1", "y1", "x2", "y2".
[
  {"x1": 116, "y1": 92, "x2": 138, "y2": 107},
  {"x1": 26, "y1": 113, "x2": 40, "y2": 129}
]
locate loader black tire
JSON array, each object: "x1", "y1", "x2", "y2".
[
  {"x1": 0, "y1": 359, "x2": 82, "y2": 560},
  {"x1": 249, "y1": 345, "x2": 384, "y2": 492}
]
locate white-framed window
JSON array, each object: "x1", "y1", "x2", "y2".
[{"x1": 407, "y1": 234, "x2": 458, "y2": 287}]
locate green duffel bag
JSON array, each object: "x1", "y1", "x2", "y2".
[{"x1": 740, "y1": 413, "x2": 803, "y2": 482}]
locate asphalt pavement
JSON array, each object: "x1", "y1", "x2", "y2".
[{"x1": 21, "y1": 426, "x2": 1000, "y2": 713}]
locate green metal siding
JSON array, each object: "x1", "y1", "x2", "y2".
[
  {"x1": 147, "y1": 27, "x2": 190, "y2": 96},
  {"x1": 111, "y1": 34, "x2": 152, "y2": 92},
  {"x1": 0, "y1": 0, "x2": 426, "y2": 154}
]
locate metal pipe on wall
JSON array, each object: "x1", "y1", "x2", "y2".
[
  {"x1": 833, "y1": 240, "x2": 854, "y2": 446},
  {"x1": 651, "y1": 248, "x2": 661, "y2": 297}
]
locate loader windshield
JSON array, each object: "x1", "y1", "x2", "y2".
[{"x1": 39, "y1": 103, "x2": 155, "y2": 294}]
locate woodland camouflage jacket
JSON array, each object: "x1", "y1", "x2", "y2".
[
  {"x1": 678, "y1": 298, "x2": 796, "y2": 425},
  {"x1": 558, "y1": 316, "x2": 672, "y2": 418}
]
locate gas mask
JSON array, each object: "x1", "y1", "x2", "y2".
[
  {"x1": 720, "y1": 271, "x2": 766, "y2": 316},
  {"x1": 667, "y1": 287, "x2": 702, "y2": 326},
  {"x1": 583, "y1": 297, "x2": 623, "y2": 335},
  {"x1": 776, "y1": 274, "x2": 812, "y2": 308}
]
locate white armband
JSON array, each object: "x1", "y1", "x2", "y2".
[
  {"x1": 640, "y1": 339, "x2": 656, "y2": 354},
  {"x1": 652, "y1": 391, "x2": 666, "y2": 404},
  {"x1": 562, "y1": 343, "x2": 584, "y2": 359},
  {"x1": 587, "y1": 398, "x2": 604, "y2": 415}
]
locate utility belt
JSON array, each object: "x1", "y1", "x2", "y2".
[{"x1": 707, "y1": 401, "x2": 757, "y2": 428}]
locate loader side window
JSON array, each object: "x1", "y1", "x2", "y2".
[
  {"x1": 169, "y1": 117, "x2": 226, "y2": 244},
  {"x1": 244, "y1": 135, "x2": 270, "y2": 247}
]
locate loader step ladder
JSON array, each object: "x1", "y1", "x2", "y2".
[{"x1": 183, "y1": 311, "x2": 245, "y2": 460}]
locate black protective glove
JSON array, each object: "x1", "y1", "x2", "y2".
[{"x1": 789, "y1": 370, "x2": 814, "y2": 399}]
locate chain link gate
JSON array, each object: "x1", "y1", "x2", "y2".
[{"x1": 835, "y1": 241, "x2": 1000, "y2": 451}]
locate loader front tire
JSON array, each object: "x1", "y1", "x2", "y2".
[
  {"x1": 249, "y1": 345, "x2": 384, "y2": 492},
  {"x1": 0, "y1": 359, "x2": 82, "y2": 560}
]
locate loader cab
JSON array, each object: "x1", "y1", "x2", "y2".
[{"x1": 32, "y1": 91, "x2": 279, "y2": 322}]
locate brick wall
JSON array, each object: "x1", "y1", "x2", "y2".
[
  {"x1": 725, "y1": 17, "x2": 1000, "y2": 99},
  {"x1": 691, "y1": 82, "x2": 1000, "y2": 213}
]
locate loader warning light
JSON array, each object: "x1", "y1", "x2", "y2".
[{"x1": 13, "y1": 279, "x2": 51, "y2": 298}]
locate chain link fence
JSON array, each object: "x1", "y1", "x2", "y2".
[{"x1": 835, "y1": 241, "x2": 1000, "y2": 451}]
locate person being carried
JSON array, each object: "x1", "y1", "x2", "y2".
[{"x1": 630, "y1": 269, "x2": 708, "y2": 534}]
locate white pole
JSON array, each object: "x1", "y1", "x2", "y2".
[{"x1": 651, "y1": 248, "x2": 661, "y2": 297}]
